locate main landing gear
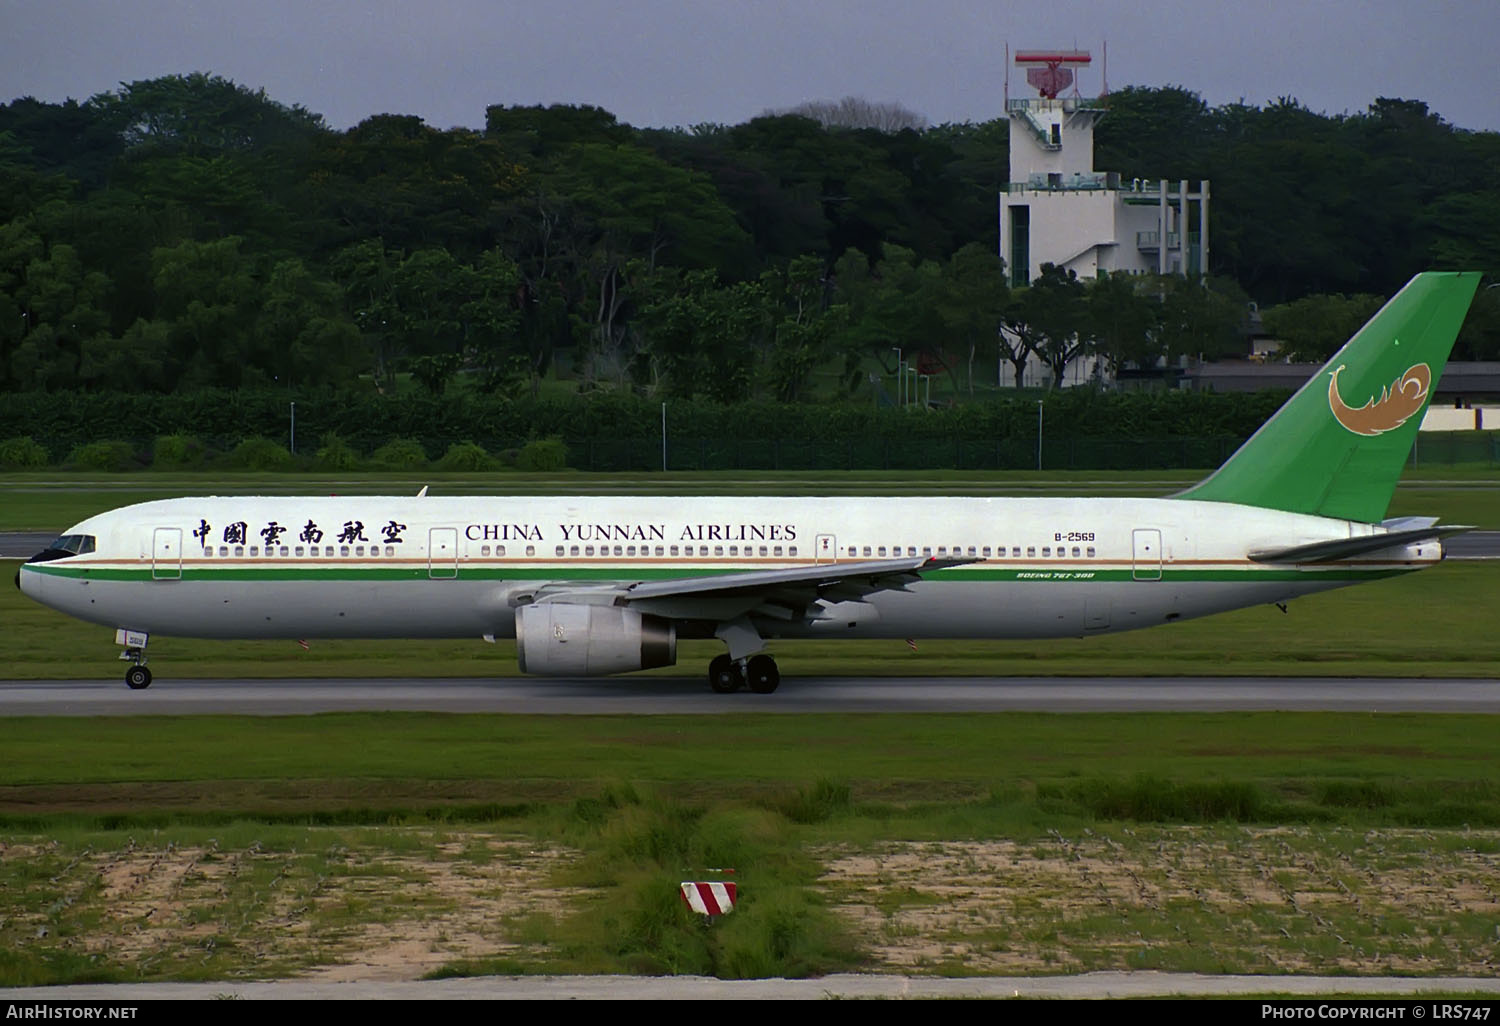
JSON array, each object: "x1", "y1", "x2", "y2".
[
  {"x1": 117, "y1": 628, "x2": 152, "y2": 690},
  {"x1": 708, "y1": 653, "x2": 781, "y2": 694},
  {"x1": 706, "y1": 615, "x2": 780, "y2": 694}
]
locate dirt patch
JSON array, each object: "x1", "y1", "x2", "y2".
[
  {"x1": 8, "y1": 826, "x2": 1499, "y2": 980},
  {"x1": 3, "y1": 834, "x2": 577, "y2": 980},
  {"x1": 818, "y1": 827, "x2": 1500, "y2": 975}
]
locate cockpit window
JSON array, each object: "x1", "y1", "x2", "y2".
[{"x1": 49, "y1": 534, "x2": 96, "y2": 555}]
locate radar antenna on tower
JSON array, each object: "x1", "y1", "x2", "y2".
[{"x1": 1013, "y1": 50, "x2": 1091, "y2": 99}]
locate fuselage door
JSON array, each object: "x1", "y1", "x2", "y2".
[
  {"x1": 1132, "y1": 528, "x2": 1163, "y2": 581},
  {"x1": 815, "y1": 533, "x2": 836, "y2": 564},
  {"x1": 428, "y1": 527, "x2": 459, "y2": 579},
  {"x1": 152, "y1": 527, "x2": 182, "y2": 580}
]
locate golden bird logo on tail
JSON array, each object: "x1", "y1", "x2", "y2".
[{"x1": 1327, "y1": 362, "x2": 1431, "y2": 436}]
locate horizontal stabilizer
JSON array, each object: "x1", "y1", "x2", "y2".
[{"x1": 1248, "y1": 525, "x2": 1470, "y2": 564}]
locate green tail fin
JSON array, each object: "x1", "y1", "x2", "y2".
[{"x1": 1176, "y1": 271, "x2": 1482, "y2": 522}]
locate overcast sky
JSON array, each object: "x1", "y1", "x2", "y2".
[{"x1": 3, "y1": 0, "x2": 1497, "y2": 133}]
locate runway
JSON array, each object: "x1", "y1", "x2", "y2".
[{"x1": 1, "y1": 675, "x2": 1496, "y2": 714}]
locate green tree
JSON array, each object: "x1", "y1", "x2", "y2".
[
  {"x1": 634, "y1": 266, "x2": 768, "y2": 402},
  {"x1": 936, "y1": 243, "x2": 1008, "y2": 394},
  {"x1": 1156, "y1": 274, "x2": 1249, "y2": 369},
  {"x1": 9, "y1": 242, "x2": 112, "y2": 390},
  {"x1": 150, "y1": 236, "x2": 259, "y2": 387},
  {"x1": 1005, "y1": 264, "x2": 1090, "y2": 389},
  {"x1": 1260, "y1": 292, "x2": 1386, "y2": 363},
  {"x1": 256, "y1": 257, "x2": 362, "y2": 387},
  {"x1": 1088, "y1": 273, "x2": 1162, "y2": 375},
  {"x1": 463, "y1": 248, "x2": 525, "y2": 392},
  {"x1": 329, "y1": 239, "x2": 402, "y2": 388}
]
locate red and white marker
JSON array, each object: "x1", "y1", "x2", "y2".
[{"x1": 680, "y1": 881, "x2": 737, "y2": 916}]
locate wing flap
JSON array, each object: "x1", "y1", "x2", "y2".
[{"x1": 620, "y1": 555, "x2": 971, "y2": 601}]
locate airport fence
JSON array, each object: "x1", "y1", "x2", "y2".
[
  {"x1": 7, "y1": 432, "x2": 1500, "y2": 473},
  {"x1": 1407, "y1": 431, "x2": 1500, "y2": 467}
]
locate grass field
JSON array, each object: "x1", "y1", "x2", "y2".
[
  {"x1": 2, "y1": 712, "x2": 1499, "y2": 983},
  {"x1": 4, "y1": 467, "x2": 1498, "y2": 987}
]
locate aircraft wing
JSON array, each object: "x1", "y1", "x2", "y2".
[
  {"x1": 1248, "y1": 525, "x2": 1470, "y2": 564},
  {"x1": 530, "y1": 555, "x2": 976, "y2": 622}
]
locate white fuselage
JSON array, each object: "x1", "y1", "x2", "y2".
[{"x1": 18, "y1": 494, "x2": 1440, "y2": 646}]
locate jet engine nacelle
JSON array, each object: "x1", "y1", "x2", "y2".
[{"x1": 515, "y1": 603, "x2": 677, "y2": 676}]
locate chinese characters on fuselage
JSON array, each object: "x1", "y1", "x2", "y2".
[{"x1": 193, "y1": 517, "x2": 800, "y2": 549}]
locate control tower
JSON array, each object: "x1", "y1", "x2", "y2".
[{"x1": 998, "y1": 50, "x2": 1209, "y2": 286}]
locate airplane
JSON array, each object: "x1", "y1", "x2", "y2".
[{"x1": 16, "y1": 271, "x2": 1482, "y2": 694}]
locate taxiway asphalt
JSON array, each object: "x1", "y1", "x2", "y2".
[{"x1": 2, "y1": 675, "x2": 1496, "y2": 714}]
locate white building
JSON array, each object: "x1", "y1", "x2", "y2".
[{"x1": 994, "y1": 51, "x2": 1210, "y2": 386}]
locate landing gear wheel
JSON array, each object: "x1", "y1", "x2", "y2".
[
  {"x1": 745, "y1": 654, "x2": 780, "y2": 694},
  {"x1": 124, "y1": 665, "x2": 153, "y2": 690},
  {"x1": 709, "y1": 654, "x2": 744, "y2": 693}
]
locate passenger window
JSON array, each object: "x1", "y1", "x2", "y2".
[
  {"x1": 878, "y1": 546, "x2": 886, "y2": 556},
  {"x1": 862, "y1": 546, "x2": 871, "y2": 557},
  {"x1": 526, "y1": 545, "x2": 535, "y2": 557},
  {"x1": 982, "y1": 546, "x2": 991, "y2": 557},
  {"x1": 908, "y1": 547, "x2": 916, "y2": 557},
  {"x1": 570, "y1": 545, "x2": 579, "y2": 556},
  {"x1": 1042, "y1": 547, "x2": 1051, "y2": 557},
  {"x1": 613, "y1": 545, "x2": 622, "y2": 556},
  {"x1": 355, "y1": 546, "x2": 365, "y2": 556},
  {"x1": 759, "y1": 546, "x2": 768, "y2": 556},
  {"x1": 1026, "y1": 547, "x2": 1035, "y2": 557},
  {"x1": 714, "y1": 545, "x2": 724, "y2": 556},
  {"x1": 234, "y1": 546, "x2": 245, "y2": 557},
  {"x1": 789, "y1": 546, "x2": 798, "y2": 557},
  {"x1": 339, "y1": 546, "x2": 349, "y2": 557},
  {"x1": 773, "y1": 545, "x2": 783, "y2": 556},
  {"x1": 250, "y1": 546, "x2": 260, "y2": 556},
  {"x1": 1013, "y1": 547, "x2": 1022, "y2": 557},
  {"x1": 1086, "y1": 546, "x2": 1096, "y2": 557},
  {"x1": 968, "y1": 546, "x2": 977, "y2": 557},
  {"x1": 655, "y1": 546, "x2": 664, "y2": 556},
  {"x1": 922, "y1": 547, "x2": 932, "y2": 556},
  {"x1": 1072, "y1": 547, "x2": 1080, "y2": 557},
  {"x1": 497, "y1": 545, "x2": 506, "y2": 556},
  {"x1": 729, "y1": 545, "x2": 738, "y2": 556},
  {"x1": 627, "y1": 545, "x2": 636, "y2": 556},
  {"x1": 385, "y1": 546, "x2": 395, "y2": 556},
  {"x1": 294, "y1": 546, "x2": 304, "y2": 557},
  {"x1": 670, "y1": 545, "x2": 679, "y2": 556},
  {"x1": 937, "y1": 546, "x2": 947, "y2": 556},
  {"x1": 585, "y1": 545, "x2": 595, "y2": 556},
  {"x1": 280, "y1": 546, "x2": 289, "y2": 556},
  {"x1": 481, "y1": 544, "x2": 490, "y2": 556}
]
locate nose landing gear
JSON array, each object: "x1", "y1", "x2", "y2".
[{"x1": 117, "y1": 628, "x2": 152, "y2": 690}]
